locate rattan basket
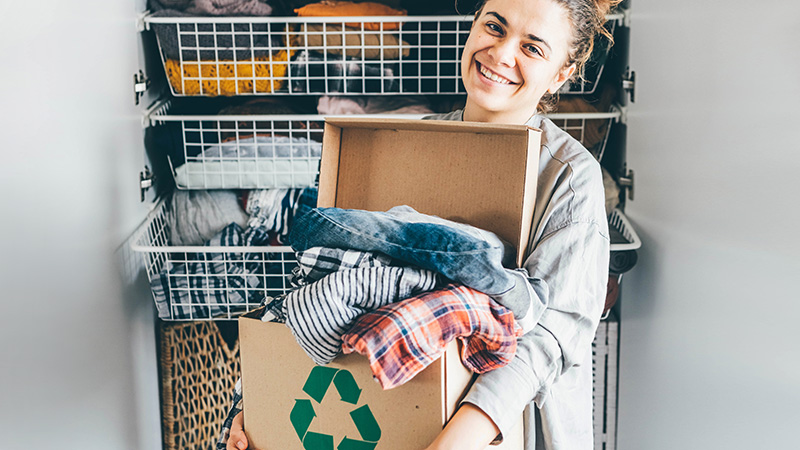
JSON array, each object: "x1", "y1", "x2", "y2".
[{"x1": 160, "y1": 321, "x2": 240, "y2": 450}]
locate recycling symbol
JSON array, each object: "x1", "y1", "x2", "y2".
[{"x1": 290, "y1": 366, "x2": 382, "y2": 450}]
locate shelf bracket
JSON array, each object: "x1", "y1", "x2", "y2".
[
  {"x1": 622, "y1": 69, "x2": 636, "y2": 104},
  {"x1": 618, "y1": 169, "x2": 635, "y2": 201},
  {"x1": 134, "y1": 71, "x2": 150, "y2": 106},
  {"x1": 140, "y1": 166, "x2": 154, "y2": 202}
]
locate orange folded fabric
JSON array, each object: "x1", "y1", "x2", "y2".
[
  {"x1": 164, "y1": 52, "x2": 290, "y2": 96},
  {"x1": 295, "y1": 0, "x2": 406, "y2": 31}
]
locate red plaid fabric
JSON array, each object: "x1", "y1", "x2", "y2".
[{"x1": 341, "y1": 283, "x2": 523, "y2": 389}]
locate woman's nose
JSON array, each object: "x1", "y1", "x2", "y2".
[{"x1": 488, "y1": 39, "x2": 517, "y2": 67}]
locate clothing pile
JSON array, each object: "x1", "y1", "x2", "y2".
[
  {"x1": 150, "y1": 187, "x2": 317, "y2": 320},
  {"x1": 258, "y1": 205, "x2": 546, "y2": 387},
  {"x1": 170, "y1": 99, "x2": 323, "y2": 189},
  {"x1": 215, "y1": 204, "x2": 543, "y2": 448}
]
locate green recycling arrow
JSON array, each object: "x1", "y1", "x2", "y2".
[
  {"x1": 350, "y1": 405, "x2": 381, "y2": 442},
  {"x1": 337, "y1": 437, "x2": 378, "y2": 450},
  {"x1": 303, "y1": 431, "x2": 334, "y2": 450},
  {"x1": 292, "y1": 368, "x2": 381, "y2": 449},
  {"x1": 290, "y1": 399, "x2": 316, "y2": 439},
  {"x1": 303, "y1": 366, "x2": 338, "y2": 403},
  {"x1": 333, "y1": 369, "x2": 362, "y2": 404}
]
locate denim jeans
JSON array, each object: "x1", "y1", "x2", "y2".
[{"x1": 289, "y1": 205, "x2": 545, "y2": 324}]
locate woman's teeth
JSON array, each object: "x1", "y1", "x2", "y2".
[{"x1": 479, "y1": 64, "x2": 511, "y2": 84}]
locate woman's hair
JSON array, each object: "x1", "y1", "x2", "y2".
[{"x1": 463, "y1": 0, "x2": 621, "y2": 113}]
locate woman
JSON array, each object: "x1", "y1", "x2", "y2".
[{"x1": 224, "y1": 0, "x2": 615, "y2": 448}]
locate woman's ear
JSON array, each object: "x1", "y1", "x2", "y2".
[{"x1": 548, "y1": 63, "x2": 577, "y2": 94}]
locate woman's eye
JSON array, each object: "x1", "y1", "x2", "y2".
[
  {"x1": 486, "y1": 22, "x2": 502, "y2": 34},
  {"x1": 524, "y1": 45, "x2": 542, "y2": 57}
]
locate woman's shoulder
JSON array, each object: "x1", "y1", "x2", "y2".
[
  {"x1": 422, "y1": 110, "x2": 463, "y2": 121},
  {"x1": 528, "y1": 115, "x2": 599, "y2": 172}
]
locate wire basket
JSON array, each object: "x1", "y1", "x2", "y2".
[
  {"x1": 608, "y1": 208, "x2": 641, "y2": 252},
  {"x1": 159, "y1": 320, "x2": 240, "y2": 450},
  {"x1": 146, "y1": 100, "x2": 622, "y2": 190},
  {"x1": 592, "y1": 313, "x2": 619, "y2": 450},
  {"x1": 143, "y1": 12, "x2": 624, "y2": 97},
  {"x1": 130, "y1": 198, "x2": 297, "y2": 321}
]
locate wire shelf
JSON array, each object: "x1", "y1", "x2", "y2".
[
  {"x1": 608, "y1": 208, "x2": 641, "y2": 252},
  {"x1": 130, "y1": 198, "x2": 297, "y2": 321},
  {"x1": 143, "y1": 13, "x2": 622, "y2": 96},
  {"x1": 147, "y1": 101, "x2": 622, "y2": 190}
]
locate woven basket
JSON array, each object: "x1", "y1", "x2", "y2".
[{"x1": 160, "y1": 321, "x2": 240, "y2": 450}]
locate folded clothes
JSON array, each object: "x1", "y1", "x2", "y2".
[
  {"x1": 276, "y1": 265, "x2": 442, "y2": 365},
  {"x1": 317, "y1": 95, "x2": 433, "y2": 115},
  {"x1": 246, "y1": 187, "x2": 317, "y2": 245},
  {"x1": 173, "y1": 136, "x2": 322, "y2": 189},
  {"x1": 292, "y1": 24, "x2": 410, "y2": 60},
  {"x1": 164, "y1": 52, "x2": 290, "y2": 96},
  {"x1": 294, "y1": 1, "x2": 407, "y2": 31},
  {"x1": 150, "y1": 9, "x2": 278, "y2": 61},
  {"x1": 151, "y1": 223, "x2": 271, "y2": 320},
  {"x1": 151, "y1": 0, "x2": 274, "y2": 15},
  {"x1": 291, "y1": 246, "x2": 396, "y2": 286},
  {"x1": 342, "y1": 283, "x2": 522, "y2": 389},
  {"x1": 288, "y1": 205, "x2": 541, "y2": 322},
  {"x1": 168, "y1": 190, "x2": 250, "y2": 246},
  {"x1": 289, "y1": 50, "x2": 399, "y2": 93}
]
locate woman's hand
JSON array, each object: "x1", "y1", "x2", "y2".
[{"x1": 227, "y1": 411, "x2": 256, "y2": 450}]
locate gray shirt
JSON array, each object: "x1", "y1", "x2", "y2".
[{"x1": 426, "y1": 110, "x2": 610, "y2": 450}]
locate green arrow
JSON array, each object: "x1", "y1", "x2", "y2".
[
  {"x1": 303, "y1": 366, "x2": 339, "y2": 403},
  {"x1": 333, "y1": 370, "x2": 362, "y2": 404},
  {"x1": 349, "y1": 405, "x2": 381, "y2": 442},
  {"x1": 303, "y1": 431, "x2": 334, "y2": 450},
  {"x1": 337, "y1": 437, "x2": 378, "y2": 450},
  {"x1": 290, "y1": 399, "x2": 316, "y2": 440}
]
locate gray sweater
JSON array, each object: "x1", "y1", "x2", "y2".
[{"x1": 426, "y1": 110, "x2": 610, "y2": 450}]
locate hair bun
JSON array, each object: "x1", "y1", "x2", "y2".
[{"x1": 595, "y1": 0, "x2": 622, "y2": 18}]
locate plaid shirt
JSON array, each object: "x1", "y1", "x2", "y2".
[{"x1": 342, "y1": 283, "x2": 523, "y2": 390}]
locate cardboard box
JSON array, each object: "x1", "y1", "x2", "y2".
[
  {"x1": 240, "y1": 118, "x2": 539, "y2": 450},
  {"x1": 318, "y1": 118, "x2": 541, "y2": 267}
]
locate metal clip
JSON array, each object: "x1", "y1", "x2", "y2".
[
  {"x1": 134, "y1": 71, "x2": 150, "y2": 105},
  {"x1": 140, "y1": 166, "x2": 154, "y2": 202},
  {"x1": 618, "y1": 169, "x2": 635, "y2": 201},
  {"x1": 622, "y1": 69, "x2": 635, "y2": 103}
]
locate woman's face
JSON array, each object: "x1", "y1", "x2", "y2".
[{"x1": 461, "y1": 0, "x2": 576, "y2": 123}]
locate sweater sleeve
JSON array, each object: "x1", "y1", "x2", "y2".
[{"x1": 461, "y1": 219, "x2": 609, "y2": 442}]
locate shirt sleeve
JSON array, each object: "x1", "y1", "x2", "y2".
[
  {"x1": 217, "y1": 377, "x2": 244, "y2": 450},
  {"x1": 461, "y1": 220, "x2": 609, "y2": 442}
]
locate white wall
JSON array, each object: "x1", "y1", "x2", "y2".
[
  {"x1": 0, "y1": 2, "x2": 161, "y2": 449},
  {"x1": 620, "y1": 1, "x2": 800, "y2": 448}
]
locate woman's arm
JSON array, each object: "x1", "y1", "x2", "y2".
[{"x1": 424, "y1": 403, "x2": 500, "y2": 450}]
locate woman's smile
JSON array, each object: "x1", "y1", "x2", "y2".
[{"x1": 476, "y1": 61, "x2": 517, "y2": 85}]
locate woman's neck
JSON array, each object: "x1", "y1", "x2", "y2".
[{"x1": 462, "y1": 101, "x2": 536, "y2": 125}]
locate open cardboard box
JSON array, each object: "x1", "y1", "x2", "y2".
[{"x1": 240, "y1": 118, "x2": 541, "y2": 450}]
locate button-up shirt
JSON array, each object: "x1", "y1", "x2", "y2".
[{"x1": 427, "y1": 110, "x2": 610, "y2": 450}]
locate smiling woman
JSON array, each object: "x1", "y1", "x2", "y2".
[{"x1": 221, "y1": 0, "x2": 620, "y2": 449}]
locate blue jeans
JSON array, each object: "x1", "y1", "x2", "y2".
[{"x1": 289, "y1": 206, "x2": 543, "y2": 322}]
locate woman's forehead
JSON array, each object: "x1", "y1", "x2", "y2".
[{"x1": 478, "y1": 0, "x2": 573, "y2": 51}]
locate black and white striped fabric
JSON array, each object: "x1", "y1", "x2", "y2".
[
  {"x1": 278, "y1": 265, "x2": 441, "y2": 365},
  {"x1": 292, "y1": 246, "x2": 396, "y2": 286}
]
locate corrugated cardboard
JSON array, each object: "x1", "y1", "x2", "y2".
[
  {"x1": 240, "y1": 118, "x2": 538, "y2": 450},
  {"x1": 318, "y1": 118, "x2": 541, "y2": 267},
  {"x1": 240, "y1": 314, "x2": 475, "y2": 450}
]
